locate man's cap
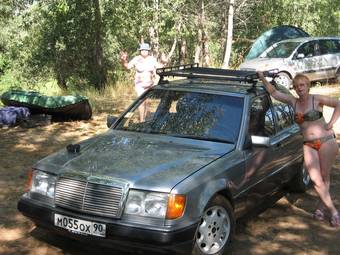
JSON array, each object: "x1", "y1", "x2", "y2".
[{"x1": 139, "y1": 43, "x2": 151, "y2": 51}]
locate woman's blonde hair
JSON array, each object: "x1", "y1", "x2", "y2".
[{"x1": 293, "y1": 74, "x2": 311, "y2": 88}]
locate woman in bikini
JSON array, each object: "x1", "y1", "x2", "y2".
[{"x1": 258, "y1": 71, "x2": 340, "y2": 227}]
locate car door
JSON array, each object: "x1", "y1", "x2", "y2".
[
  {"x1": 241, "y1": 95, "x2": 283, "y2": 208},
  {"x1": 293, "y1": 40, "x2": 324, "y2": 81}
]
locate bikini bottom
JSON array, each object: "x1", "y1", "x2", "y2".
[{"x1": 303, "y1": 134, "x2": 336, "y2": 151}]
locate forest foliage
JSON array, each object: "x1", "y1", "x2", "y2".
[{"x1": 0, "y1": 0, "x2": 339, "y2": 92}]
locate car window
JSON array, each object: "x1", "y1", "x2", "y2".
[
  {"x1": 319, "y1": 40, "x2": 339, "y2": 54},
  {"x1": 264, "y1": 41, "x2": 301, "y2": 58},
  {"x1": 334, "y1": 40, "x2": 340, "y2": 52},
  {"x1": 271, "y1": 97, "x2": 294, "y2": 130},
  {"x1": 115, "y1": 90, "x2": 244, "y2": 143},
  {"x1": 297, "y1": 41, "x2": 318, "y2": 57},
  {"x1": 249, "y1": 96, "x2": 275, "y2": 137}
]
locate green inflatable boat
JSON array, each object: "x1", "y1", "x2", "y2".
[{"x1": 1, "y1": 90, "x2": 92, "y2": 120}]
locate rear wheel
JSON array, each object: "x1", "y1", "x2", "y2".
[
  {"x1": 274, "y1": 72, "x2": 292, "y2": 89},
  {"x1": 335, "y1": 68, "x2": 340, "y2": 83},
  {"x1": 192, "y1": 195, "x2": 235, "y2": 255},
  {"x1": 288, "y1": 163, "x2": 311, "y2": 193}
]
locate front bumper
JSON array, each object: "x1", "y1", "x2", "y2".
[{"x1": 18, "y1": 196, "x2": 196, "y2": 254}]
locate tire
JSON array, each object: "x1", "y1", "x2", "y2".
[
  {"x1": 192, "y1": 195, "x2": 235, "y2": 255},
  {"x1": 288, "y1": 163, "x2": 311, "y2": 193},
  {"x1": 274, "y1": 72, "x2": 292, "y2": 89},
  {"x1": 335, "y1": 68, "x2": 340, "y2": 84}
]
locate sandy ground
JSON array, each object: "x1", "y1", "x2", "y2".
[{"x1": 0, "y1": 86, "x2": 339, "y2": 255}]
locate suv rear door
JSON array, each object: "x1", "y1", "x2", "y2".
[{"x1": 318, "y1": 39, "x2": 340, "y2": 79}]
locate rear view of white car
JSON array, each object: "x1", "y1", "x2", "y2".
[{"x1": 240, "y1": 37, "x2": 340, "y2": 88}]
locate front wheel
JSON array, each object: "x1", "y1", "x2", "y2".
[
  {"x1": 192, "y1": 195, "x2": 235, "y2": 255},
  {"x1": 274, "y1": 72, "x2": 292, "y2": 89}
]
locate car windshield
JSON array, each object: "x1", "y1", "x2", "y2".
[
  {"x1": 263, "y1": 41, "x2": 301, "y2": 58},
  {"x1": 115, "y1": 90, "x2": 243, "y2": 143}
]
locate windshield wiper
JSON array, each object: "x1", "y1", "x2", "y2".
[
  {"x1": 115, "y1": 127, "x2": 165, "y2": 135},
  {"x1": 168, "y1": 133, "x2": 233, "y2": 144}
]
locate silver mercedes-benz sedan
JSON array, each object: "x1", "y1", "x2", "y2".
[{"x1": 18, "y1": 65, "x2": 310, "y2": 255}]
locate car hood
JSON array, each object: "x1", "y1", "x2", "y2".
[
  {"x1": 34, "y1": 130, "x2": 233, "y2": 192},
  {"x1": 239, "y1": 58, "x2": 285, "y2": 71}
]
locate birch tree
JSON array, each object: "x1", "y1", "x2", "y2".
[{"x1": 222, "y1": 0, "x2": 234, "y2": 68}]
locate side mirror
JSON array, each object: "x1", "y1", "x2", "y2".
[
  {"x1": 296, "y1": 53, "x2": 305, "y2": 59},
  {"x1": 251, "y1": 135, "x2": 270, "y2": 147},
  {"x1": 107, "y1": 115, "x2": 118, "y2": 128}
]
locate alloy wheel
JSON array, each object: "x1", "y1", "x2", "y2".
[
  {"x1": 196, "y1": 205, "x2": 231, "y2": 254},
  {"x1": 274, "y1": 73, "x2": 291, "y2": 89}
]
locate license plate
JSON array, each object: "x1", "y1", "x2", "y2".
[{"x1": 54, "y1": 213, "x2": 106, "y2": 237}]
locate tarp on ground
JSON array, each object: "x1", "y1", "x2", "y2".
[
  {"x1": 1, "y1": 90, "x2": 89, "y2": 108},
  {"x1": 0, "y1": 90, "x2": 92, "y2": 120}
]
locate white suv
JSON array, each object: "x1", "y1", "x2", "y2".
[{"x1": 240, "y1": 37, "x2": 340, "y2": 88}]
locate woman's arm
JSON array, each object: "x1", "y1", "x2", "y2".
[
  {"x1": 120, "y1": 51, "x2": 130, "y2": 70},
  {"x1": 315, "y1": 94, "x2": 340, "y2": 130},
  {"x1": 257, "y1": 71, "x2": 295, "y2": 106}
]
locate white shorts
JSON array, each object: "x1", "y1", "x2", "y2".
[
  {"x1": 135, "y1": 86, "x2": 146, "y2": 97},
  {"x1": 135, "y1": 85, "x2": 152, "y2": 96}
]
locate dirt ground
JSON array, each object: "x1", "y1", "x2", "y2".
[{"x1": 0, "y1": 86, "x2": 340, "y2": 255}]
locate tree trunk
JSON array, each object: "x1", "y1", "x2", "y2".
[
  {"x1": 167, "y1": 37, "x2": 177, "y2": 64},
  {"x1": 201, "y1": 0, "x2": 210, "y2": 66},
  {"x1": 179, "y1": 39, "x2": 187, "y2": 65},
  {"x1": 149, "y1": 0, "x2": 160, "y2": 58},
  {"x1": 194, "y1": 0, "x2": 204, "y2": 65},
  {"x1": 56, "y1": 73, "x2": 67, "y2": 90},
  {"x1": 166, "y1": 21, "x2": 182, "y2": 64},
  {"x1": 220, "y1": 0, "x2": 228, "y2": 58},
  {"x1": 194, "y1": 0, "x2": 210, "y2": 66},
  {"x1": 92, "y1": 0, "x2": 106, "y2": 89},
  {"x1": 203, "y1": 39, "x2": 210, "y2": 66},
  {"x1": 222, "y1": 0, "x2": 234, "y2": 69}
]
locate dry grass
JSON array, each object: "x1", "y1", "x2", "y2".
[{"x1": 81, "y1": 80, "x2": 136, "y2": 114}]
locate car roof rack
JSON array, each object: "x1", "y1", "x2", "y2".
[{"x1": 157, "y1": 63, "x2": 259, "y2": 84}]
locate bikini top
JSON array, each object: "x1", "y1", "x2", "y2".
[{"x1": 294, "y1": 96, "x2": 323, "y2": 124}]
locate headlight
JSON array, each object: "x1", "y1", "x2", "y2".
[
  {"x1": 30, "y1": 170, "x2": 57, "y2": 199},
  {"x1": 124, "y1": 190, "x2": 186, "y2": 219}
]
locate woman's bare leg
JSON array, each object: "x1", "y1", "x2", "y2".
[
  {"x1": 304, "y1": 145, "x2": 338, "y2": 216},
  {"x1": 318, "y1": 138, "x2": 338, "y2": 215},
  {"x1": 138, "y1": 101, "x2": 147, "y2": 122}
]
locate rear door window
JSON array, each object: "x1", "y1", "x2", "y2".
[
  {"x1": 271, "y1": 97, "x2": 294, "y2": 131},
  {"x1": 319, "y1": 40, "x2": 338, "y2": 55},
  {"x1": 249, "y1": 96, "x2": 275, "y2": 137}
]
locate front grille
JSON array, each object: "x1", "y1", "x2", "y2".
[{"x1": 55, "y1": 177, "x2": 123, "y2": 218}]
